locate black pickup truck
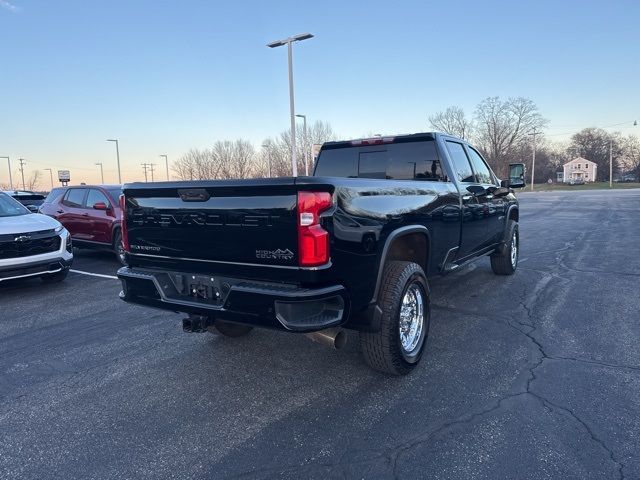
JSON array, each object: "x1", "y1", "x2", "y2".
[{"x1": 117, "y1": 132, "x2": 525, "y2": 375}]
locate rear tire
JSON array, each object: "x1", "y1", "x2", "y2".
[
  {"x1": 208, "y1": 320, "x2": 253, "y2": 338},
  {"x1": 360, "y1": 261, "x2": 430, "y2": 375},
  {"x1": 491, "y1": 221, "x2": 519, "y2": 275},
  {"x1": 113, "y1": 230, "x2": 126, "y2": 266},
  {"x1": 41, "y1": 267, "x2": 69, "y2": 283}
]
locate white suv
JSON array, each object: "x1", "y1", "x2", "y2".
[{"x1": 0, "y1": 192, "x2": 73, "y2": 283}]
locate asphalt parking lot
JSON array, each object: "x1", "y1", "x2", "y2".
[{"x1": 1, "y1": 189, "x2": 639, "y2": 479}]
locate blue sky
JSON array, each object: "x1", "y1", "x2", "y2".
[{"x1": 1, "y1": 0, "x2": 638, "y2": 185}]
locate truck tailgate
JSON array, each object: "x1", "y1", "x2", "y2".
[{"x1": 123, "y1": 181, "x2": 300, "y2": 267}]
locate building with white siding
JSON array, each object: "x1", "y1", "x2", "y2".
[{"x1": 559, "y1": 157, "x2": 598, "y2": 183}]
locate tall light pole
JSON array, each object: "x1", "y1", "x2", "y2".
[
  {"x1": 528, "y1": 127, "x2": 540, "y2": 191},
  {"x1": 0, "y1": 156, "x2": 11, "y2": 190},
  {"x1": 267, "y1": 33, "x2": 314, "y2": 177},
  {"x1": 95, "y1": 162, "x2": 104, "y2": 184},
  {"x1": 106, "y1": 139, "x2": 121, "y2": 184},
  {"x1": 44, "y1": 168, "x2": 54, "y2": 189},
  {"x1": 262, "y1": 143, "x2": 272, "y2": 178},
  {"x1": 18, "y1": 158, "x2": 26, "y2": 190},
  {"x1": 296, "y1": 113, "x2": 309, "y2": 175},
  {"x1": 160, "y1": 154, "x2": 168, "y2": 180}
]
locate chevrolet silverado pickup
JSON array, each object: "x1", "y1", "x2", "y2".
[{"x1": 117, "y1": 132, "x2": 525, "y2": 375}]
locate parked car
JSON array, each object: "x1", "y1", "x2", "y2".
[
  {"x1": 39, "y1": 185, "x2": 124, "y2": 264},
  {"x1": 0, "y1": 191, "x2": 73, "y2": 283},
  {"x1": 3, "y1": 190, "x2": 47, "y2": 213},
  {"x1": 117, "y1": 132, "x2": 525, "y2": 375}
]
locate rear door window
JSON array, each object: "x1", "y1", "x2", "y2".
[
  {"x1": 85, "y1": 189, "x2": 110, "y2": 208},
  {"x1": 62, "y1": 188, "x2": 87, "y2": 208},
  {"x1": 445, "y1": 141, "x2": 475, "y2": 183}
]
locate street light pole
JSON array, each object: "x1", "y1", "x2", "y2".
[
  {"x1": 95, "y1": 163, "x2": 104, "y2": 183},
  {"x1": 44, "y1": 168, "x2": 54, "y2": 189},
  {"x1": 296, "y1": 114, "x2": 308, "y2": 175},
  {"x1": 267, "y1": 33, "x2": 314, "y2": 177},
  {"x1": 160, "y1": 155, "x2": 168, "y2": 180},
  {"x1": 262, "y1": 143, "x2": 272, "y2": 178},
  {"x1": 106, "y1": 139, "x2": 121, "y2": 184},
  {"x1": 528, "y1": 127, "x2": 540, "y2": 191},
  {"x1": 0, "y1": 156, "x2": 11, "y2": 190}
]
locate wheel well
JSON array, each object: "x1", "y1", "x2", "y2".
[
  {"x1": 112, "y1": 226, "x2": 121, "y2": 246},
  {"x1": 509, "y1": 207, "x2": 519, "y2": 222},
  {"x1": 385, "y1": 232, "x2": 429, "y2": 273}
]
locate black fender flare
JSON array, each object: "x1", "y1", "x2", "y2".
[
  {"x1": 370, "y1": 225, "x2": 431, "y2": 303},
  {"x1": 111, "y1": 221, "x2": 122, "y2": 246}
]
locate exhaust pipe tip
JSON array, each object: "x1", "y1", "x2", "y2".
[{"x1": 304, "y1": 328, "x2": 347, "y2": 350}]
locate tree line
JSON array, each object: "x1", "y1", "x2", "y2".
[
  {"x1": 429, "y1": 97, "x2": 640, "y2": 182},
  {"x1": 172, "y1": 120, "x2": 336, "y2": 180}
]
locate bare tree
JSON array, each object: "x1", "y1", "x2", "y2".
[
  {"x1": 428, "y1": 106, "x2": 473, "y2": 139},
  {"x1": 172, "y1": 148, "x2": 220, "y2": 180},
  {"x1": 261, "y1": 120, "x2": 337, "y2": 177},
  {"x1": 620, "y1": 135, "x2": 640, "y2": 175},
  {"x1": 474, "y1": 97, "x2": 547, "y2": 176},
  {"x1": 26, "y1": 170, "x2": 41, "y2": 191}
]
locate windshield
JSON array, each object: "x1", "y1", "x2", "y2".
[{"x1": 0, "y1": 193, "x2": 30, "y2": 217}]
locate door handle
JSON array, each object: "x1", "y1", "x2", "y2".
[
  {"x1": 57, "y1": 210, "x2": 64, "y2": 214},
  {"x1": 462, "y1": 195, "x2": 473, "y2": 202},
  {"x1": 485, "y1": 194, "x2": 494, "y2": 200},
  {"x1": 82, "y1": 213, "x2": 89, "y2": 217}
]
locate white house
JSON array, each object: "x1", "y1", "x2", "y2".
[{"x1": 560, "y1": 157, "x2": 597, "y2": 183}]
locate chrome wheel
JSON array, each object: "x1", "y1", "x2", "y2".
[
  {"x1": 510, "y1": 230, "x2": 518, "y2": 268},
  {"x1": 399, "y1": 283, "x2": 425, "y2": 355}
]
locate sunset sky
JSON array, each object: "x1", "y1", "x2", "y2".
[{"x1": 1, "y1": 0, "x2": 638, "y2": 188}]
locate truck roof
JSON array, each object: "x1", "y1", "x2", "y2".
[{"x1": 321, "y1": 132, "x2": 458, "y2": 149}]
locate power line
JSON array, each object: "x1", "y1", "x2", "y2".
[
  {"x1": 141, "y1": 163, "x2": 150, "y2": 182},
  {"x1": 18, "y1": 158, "x2": 26, "y2": 190}
]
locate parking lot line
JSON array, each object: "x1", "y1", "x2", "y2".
[{"x1": 69, "y1": 269, "x2": 118, "y2": 280}]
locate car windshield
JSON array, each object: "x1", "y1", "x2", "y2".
[{"x1": 0, "y1": 193, "x2": 30, "y2": 217}]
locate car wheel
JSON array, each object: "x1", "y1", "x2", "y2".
[
  {"x1": 41, "y1": 267, "x2": 69, "y2": 283},
  {"x1": 490, "y1": 221, "x2": 519, "y2": 275},
  {"x1": 360, "y1": 261, "x2": 430, "y2": 375},
  {"x1": 113, "y1": 230, "x2": 126, "y2": 266},
  {"x1": 208, "y1": 320, "x2": 253, "y2": 337}
]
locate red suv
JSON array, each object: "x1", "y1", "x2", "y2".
[{"x1": 40, "y1": 185, "x2": 125, "y2": 264}]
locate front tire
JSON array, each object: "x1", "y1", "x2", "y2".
[
  {"x1": 360, "y1": 261, "x2": 430, "y2": 375},
  {"x1": 491, "y1": 221, "x2": 519, "y2": 275}
]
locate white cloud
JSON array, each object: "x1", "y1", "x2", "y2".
[{"x1": 0, "y1": 0, "x2": 19, "y2": 12}]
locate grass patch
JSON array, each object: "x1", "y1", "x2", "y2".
[{"x1": 527, "y1": 182, "x2": 640, "y2": 192}]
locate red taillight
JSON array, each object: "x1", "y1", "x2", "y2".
[
  {"x1": 350, "y1": 136, "x2": 395, "y2": 146},
  {"x1": 297, "y1": 191, "x2": 332, "y2": 267},
  {"x1": 119, "y1": 194, "x2": 130, "y2": 252}
]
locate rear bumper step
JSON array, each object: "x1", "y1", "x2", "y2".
[{"x1": 117, "y1": 266, "x2": 348, "y2": 332}]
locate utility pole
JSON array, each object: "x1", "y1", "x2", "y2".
[
  {"x1": 160, "y1": 154, "x2": 168, "y2": 180},
  {"x1": 149, "y1": 163, "x2": 155, "y2": 182},
  {"x1": 0, "y1": 156, "x2": 12, "y2": 190},
  {"x1": 141, "y1": 163, "x2": 149, "y2": 182},
  {"x1": 44, "y1": 168, "x2": 54, "y2": 189},
  {"x1": 609, "y1": 138, "x2": 613, "y2": 189},
  {"x1": 528, "y1": 127, "x2": 540, "y2": 191},
  {"x1": 18, "y1": 158, "x2": 26, "y2": 190}
]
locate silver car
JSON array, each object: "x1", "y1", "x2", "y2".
[{"x1": 0, "y1": 192, "x2": 73, "y2": 283}]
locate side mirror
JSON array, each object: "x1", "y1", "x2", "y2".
[
  {"x1": 93, "y1": 202, "x2": 108, "y2": 210},
  {"x1": 26, "y1": 204, "x2": 39, "y2": 213},
  {"x1": 506, "y1": 163, "x2": 526, "y2": 189}
]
